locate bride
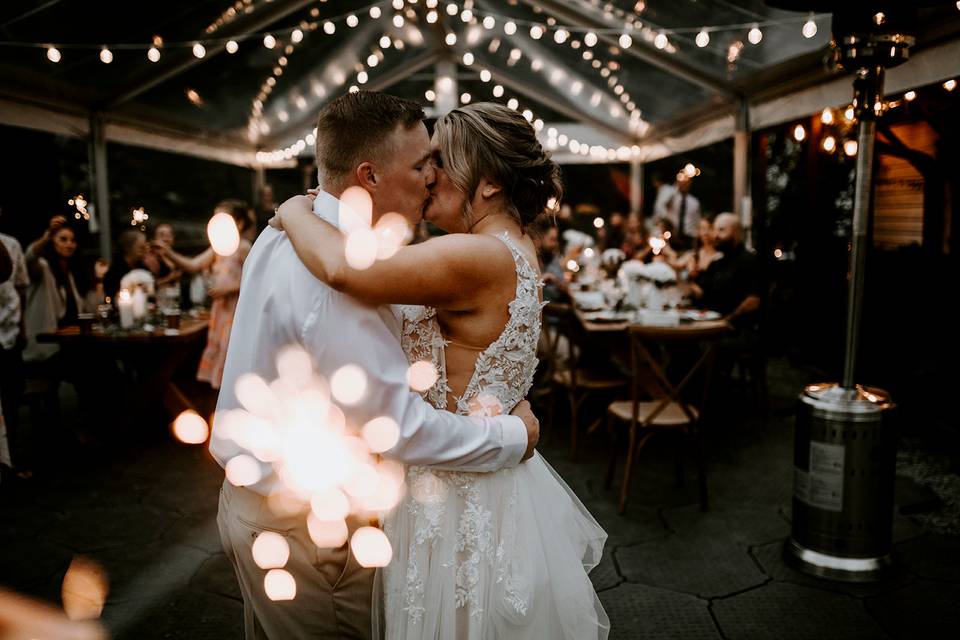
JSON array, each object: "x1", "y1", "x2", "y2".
[{"x1": 273, "y1": 102, "x2": 608, "y2": 639}]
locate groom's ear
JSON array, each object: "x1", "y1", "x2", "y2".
[{"x1": 356, "y1": 162, "x2": 378, "y2": 190}]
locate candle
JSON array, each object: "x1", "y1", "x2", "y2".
[
  {"x1": 132, "y1": 287, "x2": 147, "y2": 319},
  {"x1": 118, "y1": 289, "x2": 134, "y2": 329}
]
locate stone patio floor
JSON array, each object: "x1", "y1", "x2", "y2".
[{"x1": 2, "y1": 357, "x2": 959, "y2": 639}]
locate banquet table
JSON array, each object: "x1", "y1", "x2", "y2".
[{"x1": 38, "y1": 314, "x2": 210, "y2": 427}]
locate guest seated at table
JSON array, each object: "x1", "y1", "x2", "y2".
[
  {"x1": 143, "y1": 223, "x2": 182, "y2": 287},
  {"x1": 684, "y1": 213, "x2": 763, "y2": 328},
  {"x1": 678, "y1": 217, "x2": 722, "y2": 280},
  {"x1": 103, "y1": 229, "x2": 148, "y2": 300},
  {"x1": 533, "y1": 219, "x2": 569, "y2": 303},
  {"x1": 604, "y1": 211, "x2": 626, "y2": 251},
  {"x1": 621, "y1": 214, "x2": 651, "y2": 262},
  {"x1": 23, "y1": 216, "x2": 89, "y2": 361},
  {"x1": 152, "y1": 200, "x2": 255, "y2": 389}
]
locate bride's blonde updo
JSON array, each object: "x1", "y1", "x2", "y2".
[{"x1": 434, "y1": 102, "x2": 563, "y2": 229}]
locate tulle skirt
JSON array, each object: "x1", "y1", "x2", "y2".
[{"x1": 376, "y1": 452, "x2": 609, "y2": 640}]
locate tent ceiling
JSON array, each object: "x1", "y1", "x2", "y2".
[{"x1": 1, "y1": 0, "x2": 959, "y2": 166}]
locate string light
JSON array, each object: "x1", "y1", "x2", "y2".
[
  {"x1": 346, "y1": 14, "x2": 359, "y2": 28},
  {"x1": 226, "y1": 40, "x2": 239, "y2": 54},
  {"x1": 793, "y1": 124, "x2": 806, "y2": 141},
  {"x1": 696, "y1": 30, "x2": 710, "y2": 48},
  {"x1": 462, "y1": 52, "x2": 474, "y2": 65},
  {"x1": 530, "y1": 25, "x2": 544, "y2": 40},
  {"x1": 843, "y1": 139, "x2": 858, "y2": 156},
  {"x1": 425, "y1": 89, "x2": 436, "y2": 101},
  {"x1": 748, "y1": 25, "x2": 763, "y2": 45},
  {"x1": 619, "y1": 33, "x2": 633, "y2": 48},
  {"x1": 504, "y1": 21, "x2": 517, "y2": 35},
  {"x1": 822, "y1": 135, "x2": 836, "y2": 152},
  {"x1": 820, "y1": 108, "x2": 834, "y2": 124},
  {"x1": 944, "y1": 79, "x2": 957, "y2": 91},
  {"x1": 323, "y1": 21, "x2": 335, "y2": 34},
  {"x1": 654, "y1": 33, "x2": 668, "y2": 49},
  {"x1": 802, "y1": 15, "x2": 818, "y2": 38},
  {"x1": 483, "y1": 16, "x2": 495, "y2": 29},
  {"x1": 46, "y1": 46, "x2": 61, "y2": 62},
  {"x1": 370, "y1": 6, "x2": 382, "y2": 19},
  {"x1": 445, "y1": 32, "x2": 457, "y2": 46},
  {"x1": 291, "y1": 29, "x2": 304, "y2": 43},
  {"x1": 263, "y1": 34, "x2": 276, "y2": 49},
  {"x1": 192, "y1": 42, "x2": 206, "y2": 58},
  {"x1": 904, "y1": 90, "x2": 917, "y2": 101},
  {"x1": 99, "y1": 47, "x2": 113, "y2": 64},
  {"x1": 584, "y1": 32, "x2": 598, "y2": 47}
]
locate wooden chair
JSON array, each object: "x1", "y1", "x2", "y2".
[
  {"x1": 544, "y1": 303, "x2": 627, "y2": 460},
  {"x1": 605, "y1": 320, "x2": 730, "y2": 514}
]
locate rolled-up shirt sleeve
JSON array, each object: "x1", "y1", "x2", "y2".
[{"x1": 302, "y1": 292, "x2": 527, "y2": 473}]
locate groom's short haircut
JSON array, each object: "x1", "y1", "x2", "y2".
[{"x1": 314, "y1": 91, "x2": 425, "y2": 191}]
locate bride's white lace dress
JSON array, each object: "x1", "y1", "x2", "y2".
[{"x1": 380, "y1": 233, "x2": 609, "y2": 639}]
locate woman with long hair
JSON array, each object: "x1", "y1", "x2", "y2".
[{"x1": 23, "y1": 216, "x2": 88, "y2": 362}]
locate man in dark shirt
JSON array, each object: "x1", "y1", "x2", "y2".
[
  {"x1": 687, "y1": 213, "x2": 763, "y2": 328},
  {"x1": 103, "y1": 229, "x2": 149, "y2": 300}
]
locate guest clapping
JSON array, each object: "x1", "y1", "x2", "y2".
[
  {"x1": 24, "y1": 216, "x2": 88, "y2": 361},
  {"x1": 152, "y1": 200, "x2": 255, "y2": 389}
]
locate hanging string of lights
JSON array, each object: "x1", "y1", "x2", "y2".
[{"x1": 4, "y1": 1, "x2": 841, "y2": 65}]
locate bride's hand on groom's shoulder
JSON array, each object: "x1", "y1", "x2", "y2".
[
  {"x1": 269, "y1": 191, "x2": 317, "y2": 231},
  {"x1": 510, "y1": 400, "x2": 540, "y2": 461}
]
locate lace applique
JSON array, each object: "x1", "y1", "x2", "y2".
[{"x1": 395, "y1": 233, "x2": 541, "y2": 622}]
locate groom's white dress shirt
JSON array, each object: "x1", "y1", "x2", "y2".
[{"x1": 210, "y1": 190, "x2": 528, "y2": 495}]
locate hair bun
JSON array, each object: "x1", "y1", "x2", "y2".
[{"x1": 512, "y1": 156, "x2": 563, "y2": 227}]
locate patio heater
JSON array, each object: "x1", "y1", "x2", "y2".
[{"x1": 765, "y1": 1, "x2": 944, "y2": 581}]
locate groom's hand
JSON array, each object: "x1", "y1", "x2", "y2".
[{"x1": 511, "y1": 400, "x2": 539, "y2": 461}]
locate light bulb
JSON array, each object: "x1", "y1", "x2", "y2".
[
  {"x1": 192, "y1": 43, "x2": 206, "y2": 58},
  {"x1": 99, "y1": 47, "x2": 113, "y2": 64},
  {"x1": 584, "y1": 32, "x2": 598, "y2": 47},
  {"x1": 46, "y1": 46, "x2": 61, "y2": 63},
  {"x1": 802, "y1": 16, "x2": 817, "y2": 39},
  {"x1": 263, "y1": 34, "x2": 276, "y2": 48},
  {"x1": 619, "y1": 33, "x2": 633, "y2": 48},
  {"x1": 504, "y1": 21, "x2": 517, "y2": 35},
  {"x1": 748, "y1": 26, "x2": 762, "y2": 45},
  {"x1": 226, "y1": 40, "x2": 238, "y2": 54}
]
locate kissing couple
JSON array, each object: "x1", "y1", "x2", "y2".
[{"x1": 213, "y1": 91, "x2": 609, "y2": 639}]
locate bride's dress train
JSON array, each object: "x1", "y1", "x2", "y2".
[{"x1": 378, "y1": 233, "x2": 609, "y2": 639}]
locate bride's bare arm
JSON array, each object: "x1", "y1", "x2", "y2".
[{"x1": 275, "y1": 195, "x2": 511, "y2": 309}]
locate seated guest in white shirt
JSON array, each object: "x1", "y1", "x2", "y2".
[{"x1": 213, "y1": 91, "x2": 539, "y2": 640}]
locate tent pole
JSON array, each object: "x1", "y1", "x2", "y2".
[
  {"x1": 89, "y1": 112, "x2": 112, "y2": 261},
  {"x1": 734, "y1": 99, "x2": 752, "y2": 248},
  {"x1": 630, "y1": 159, "x2": 643, "y2": 221}
]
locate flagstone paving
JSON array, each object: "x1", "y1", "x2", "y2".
[{"x1": 2, "y1": 357, "x2": 958, "y2": 639}]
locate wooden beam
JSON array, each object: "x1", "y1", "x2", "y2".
[{"x1": 105, "y1": 0, "x2": 318, "y2": 108}]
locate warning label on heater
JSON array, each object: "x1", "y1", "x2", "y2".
[{"x1": 798, "y1": 441, "x2": 845, "y2": 512}]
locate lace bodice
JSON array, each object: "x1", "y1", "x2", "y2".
[{"x1": 399, "y1": 232, "x2": 542, "y2": 417}]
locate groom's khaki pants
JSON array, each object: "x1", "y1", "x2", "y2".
[{"x1": 218, "y1": 480, "x2": 376, "y2": 639}]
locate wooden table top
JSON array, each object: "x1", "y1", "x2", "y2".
[
  {"x1": 574, "y1": 307, "x2": 730, "y2": 335},
  {"x1": 38, "y1": 314, "x2": 209, "y2": 345}
]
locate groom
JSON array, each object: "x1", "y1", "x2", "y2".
[{"x1": 212, "y1": 91, "x2": 540, "y2": 639}]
